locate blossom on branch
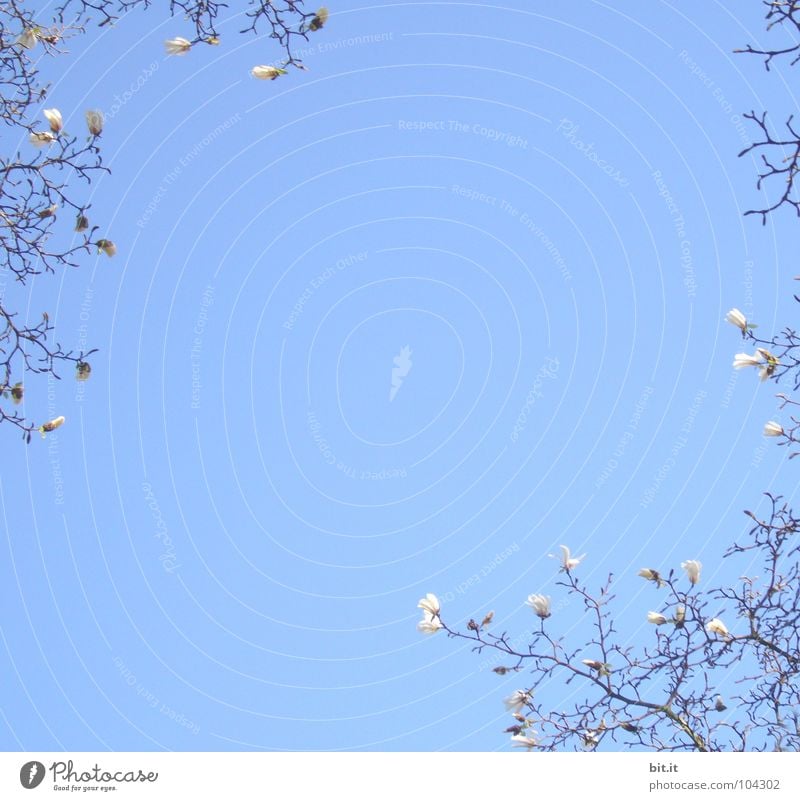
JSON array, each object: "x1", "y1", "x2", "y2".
[
  {"x1": 29, "y1": 131, "x2": 56, "y2": 147},
  {"x1": 510, "y1": 733, "x2": 537, "y2": 750},
  {"x1": 18, "y1": 28, "x2": 38, "y2": 49},
  {"x1": 38, "y1": 416, "x2": 65, "y2": 437},
  {"x1": 681, "y1": 559, "x2": 702, "y2": 585},
  {"x1": 417, "y1": 593, "x2": 440, "y2": 617},
  {"x1": 96, "y1": 239, "x2": 116, "y2": 257},
  {"x1": 555, "y1": 544, "x2": 585, "y2": 572},
  {"x1": 733, "y1": 351, "x2": 762, "y2": 369},
  {"x1": 38, "y1": 204, "x2": 58, "y2": 218},
  {"x1": 581, "y1": 659, "x2": 611, "y2": 676},
  {"x1": 85, "y1": 110, "x2": 103, "y2": 136},
  {"x1": 725, "y1": 307, "x2": 748, "y2": 334},
  {"x1": 638, "y1": 567, "x2": 665, "y2": 588},
  {"x1": 251, "y1": 65, "x2": 288, "y2": 80},
  {"x1": 43, "y1": 108, "x2": 63, "y2": 134},
  {"x1": 165, "y1": 37, "x2": 192, "y2": 55},
  {"x1": 504, "y1": 690, "x2": 532, "y2": 713},
  {"x1": 525, "y1": 594, "x2": 551, "y2": 619},
  {"x1": 763, "y1": 421, "x2": 784, "y2": 437},
  {"x1": 706, "y1": 617, "x2": 730, "y2": 639},
  {"x1": 416, "y1": 613, "x2": 443, "y2": 635},
  {"x1": 756, "y1": 348, "x2": 779, "y2": 381}
]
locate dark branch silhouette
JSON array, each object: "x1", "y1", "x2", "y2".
[
  {"x1": 738, "y1": 112, "x2": 800, "y2": 225},
  {"x1": 735, "y1": 0, "x2": 800, "y2": 71}
]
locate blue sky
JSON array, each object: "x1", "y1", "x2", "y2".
[{"x1": 2, "y1": 0, "x2": 800, "y2": 751}]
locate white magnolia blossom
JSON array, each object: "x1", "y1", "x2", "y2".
[
  {"x1": 86, "y1": 109, "x2": 104, "y2": 136},
  {"x1": 581, "y1": 659, "x2": 610, "y2": 675},
  {"x1": 165, "y1": 36, "x2": 192, "y2": 55},
  {"x1": 525, "y1": 594, "x2": 551, "y2": 619},
  {"x1": 43, "y1": 108, "x2": 63, "y2": 134},
  {"x1": 556, "y1": 544, "x2": 585, "y2": 572},
  {"x1": 763, "y1": 421, "x2": 784, "y2": 437},
  {"x1": 39, "y1": 415, "x2": 65, "y2": 437},
  {"x1": 503, "y1": 690, "x2": 531, "y2": 713},
  {"x1": 725, "y1": 308, "x2": 748, "y2": 333},
  {"x1": 638, "y1": 567, "x2": 665, "y2": 587},
  {"x1": 417, "y1": 593, "x2": 440, "y2": 617},
  {"x1": 647, "y1": 611, "x2": 668, "y2": 625},
  {"x1": 706, "y1": 617, "x2": 730, "y2": 638},
  {"x1": 714, "y1": 695, "x2": 727, "y2": 712},
  {"x1": 18, "y1": 28, "x2": 38, "y2": 49},
  {"x1": 38, "y1": 204, "x2": 58, "y2": 218},
  {"x1": 510, "y1": 733, "x2": 537, "y2": 750},
  {"x1": 681, "y1": 559, "x2": 702, "y2": 585},
  {"x1": 733, "y1": 351, "x2": 761, "y2": 369},
  {"x1": 674, "y1": 605, "x2": 686, "y2": 626},
  {"x1": 416, "y1": 613, "x2": 443, "y2": 635},
  {"x1": 96, "y1": 239, "x2": 116, "y2": 257},
  {"x1": 583, "y1": 729, "x2": 600, "y2": 748},
  {"x1": 29, "y1": 131, "x2": 56, "y2": 147},
  {"x1": 757, "y1": 348, "x2": 778, "y2": 381},
  {"x1": 251, "y1": 65, "x2": 288, "y2": 80}
]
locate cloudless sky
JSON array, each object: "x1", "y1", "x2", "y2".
[{"x1": 2, "y1": 0, "x2": 800, "y2": 751}]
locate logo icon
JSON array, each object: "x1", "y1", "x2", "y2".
[
  {"x1": 20, "y1": 761, "x2": 45, "y2": 789},
  {"x1": 389, "y1": 345, "x2": 413, "y2": 402}
]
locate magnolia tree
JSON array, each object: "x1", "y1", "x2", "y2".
[
  {"x1": 0, "y1": 1, "x2": 328, "y2": 439},
  {"x1": 417, "y1": 502, "x2": 800, "y2": 752}
]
